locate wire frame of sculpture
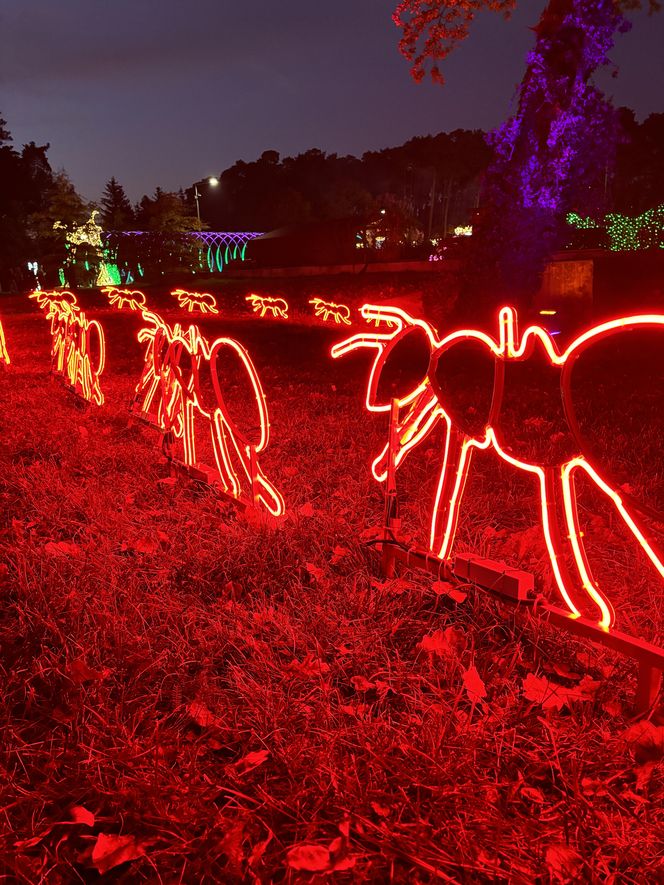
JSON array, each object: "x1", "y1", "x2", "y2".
[
  {"x1": 131, "y1": 310, "x2": 284, "y2": 516},
  {"x1": 333, "y1": 303, "x2": 664, "y2": 632}
]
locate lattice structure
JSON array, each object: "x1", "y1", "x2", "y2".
[{"x1": 104, "y1": 231, "x2": 262, "y2": 275}]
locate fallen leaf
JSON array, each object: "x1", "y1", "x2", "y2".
[
  {"x1": 187, "y1": 701, "x2": 223, "y2": 729},
  {"x1": 305, "y1": 562, "x2": 325, "y2": 582},
  {"x1": 69, "y1": 658, "x2": 108, "y2": 684},
  {"x1": 132, "y1": 536, "x2": 159, "y2": 554},
  {"x1": 237, "y1": 749, "x2": 270, "y2": 772},
  {"x1": 523, "y1": 673, "x2": 596, "y2": 711},
  {"x1": 298, "y1": 502, "x2": 315, "y2": 517},
  {"x1": 351, "y1": 675, "x2": 375, "y2": 692},
  {"x1": 431, "y1": 580, "x2": 467, "y2": 603},
  {"x1": 286, "y1": 844, "x2": 330, "y2": 872},
  {"x1": 622, "y1": 720, "x2": 664, "y2": 764},
  {"x1": 545, "y1": 843, "x2": 583, "y2": 882},
  {"x1": 331, "y1": 545, "x2": 348, "y2": 564},
  {"x1": 462, "y1": 665, "x2": 487, "y2": 702},
  {"x1": 70, "y1": 806, "x2": 95, "y2": 827},
  {"x1": 419, "y1": 627, "x2": 460, "y2": 658},
  {"x1": 92, "y1": 833, "x2": 145, "y2": 875}
]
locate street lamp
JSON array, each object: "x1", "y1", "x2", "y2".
[{"x1": 194, "y1": 176, "x2": 219, "y2": 228}]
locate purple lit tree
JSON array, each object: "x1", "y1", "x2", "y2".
[{"x1": 394, "y1": 0, "x2": 657, "y2": 302}]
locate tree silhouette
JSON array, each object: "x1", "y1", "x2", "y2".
[{"x1": 100, "y1": 177, "x2": 135, "y2": 230}]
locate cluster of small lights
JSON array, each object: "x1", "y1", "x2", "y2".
[
  {"x1": 246, "y1": 294, "x2": 289, "y2": 319},
  {"x1": 567, "y1": 204, "x2": 664, "y2": 251},
  {"x1": 334, "y1": 304, "x2": 664, "y2": 630},
  {"x1": 132, "y1": 309, "x2": 283, "y2": 515},
  {"x1": 171, "y1": 289, "x2": 219, "y2": 314}
]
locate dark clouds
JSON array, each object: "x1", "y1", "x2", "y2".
[{"x1": 1, "y1": 0, "x2": 661, "y2": 202}]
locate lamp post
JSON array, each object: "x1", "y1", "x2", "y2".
[{"x1": 194, "y1": 176, "x2": 219, "y2": 228}]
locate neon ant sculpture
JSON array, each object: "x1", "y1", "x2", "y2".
[
  {"x1": 246, "y1": 294, "x2": 289, "y2": 319},
  {"x1": 333, "y1": 304, "x2": 664, "y2": 630},
  {"x1": 309, "y1": 298, "x2": 352, "y2": 325},
  {"x1": 29, "y1": 288, "x2": 79, "y2": 313},
  {"x1": 131, "y1": 310, "x2": 284, "y2": 516},
  {"x1": 102, "y1": 286, "x2": 147, "y2": 312},
  {"x1": 47, "y1": 298, "x2": 105, "y2": 405},
  {"x1": 171, "y1": 289, "x2": 219, "y2": 314}
]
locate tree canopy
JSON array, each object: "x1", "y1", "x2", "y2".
[{"x1": 394, "y1": 0, "x2": 660, "y2": 83}]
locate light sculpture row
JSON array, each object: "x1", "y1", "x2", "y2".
[
  {"x1": 333, "y1": 304, "x2": 664, "y2": 630},
  {"x1": 22, "y1": 288, "x2": 664, "y2": 635}
]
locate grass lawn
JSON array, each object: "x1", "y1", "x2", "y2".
[{"x1": 1, "y1": 284, "x2": 663, "y2": 883}]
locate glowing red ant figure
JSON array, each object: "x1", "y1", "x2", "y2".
[
  {"x1": 309, "y1": 298, "x2": 352, "y2": 325},
  {"x1": 246, "y1": 294, "x2": 288, "y2": 319},
  {"x1": 333, "y1": 304, "x2": 664, "y2": 629},
  {"x1": 171, "y1": 289, "x2": 219, "y2": 314},
  {"x1": 132, "y1": 311, "x2": 284, "y2": 516}
]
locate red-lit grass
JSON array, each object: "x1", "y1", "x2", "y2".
[{"x1": 0, "y1": 298, "x2": 662, "y2": 882}]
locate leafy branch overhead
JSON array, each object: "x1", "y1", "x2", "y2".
[{"x1": 394, "y1": 0, "x2": 660, "y2": 84}]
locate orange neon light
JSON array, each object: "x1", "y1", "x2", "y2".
[
  {"x1": 132, "y1": 310, "x2": 284, "y2": 516},
  {"x1": 171, "y1": 289, "x2": 219, "y2": 314},
  {"x1": 47, "y1": 299, "x2": 105, "y2": 405},
  {"x1": 308, "y1": 298, "x2": 352, "y2": 325},
  {"x1": 0, "y1": 319, "x2": 10, "y2": 366},
  {"x1": 102, "y1": 286, "x2": 147, "y2": 312},
  {"x1": 246, "y1": 294, "x2": 289, "y2": 319},
  {"x1": 29, "y1": 288, "x2": 79, "y2": 314},
  {"x1": 333, "y1": 304, "x2": 664, "y2": 629}
]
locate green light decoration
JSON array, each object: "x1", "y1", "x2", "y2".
[
  {"x1": 567, "y1": 204, "x2": 664, "y2": 251},
  {"x1": 96, "y1": 262, "x2": 122, "y2": 286},
  {"x1": 57, "y1": 210, "x2": 123, "y2": 287}
]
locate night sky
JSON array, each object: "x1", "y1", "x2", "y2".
[{"x1": 2, "y1": 0, "x2": 663, "y2": 203}]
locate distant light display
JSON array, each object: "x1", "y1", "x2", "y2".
[
  {"x1": 246, "y1": 294, "x2": 289, "y2": 319},
  {"x1": 333, "y1": 303, "x2": 664, "y2": 630},
  {"x1": 132, "y1": 310, "x2": 284, "y2": 515},
  {"x1": 567, "y1": 204, "x2": 664, "y2": 251},
  {"x1": 171, "y1": 289, "x2": 219, "y2": 314},
  {"x1": 309, "y1": 298, "x2": 352, "y2": 325},
  {"x1": 106, "y1": 231, "x2": 262, "y2": 274}
]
